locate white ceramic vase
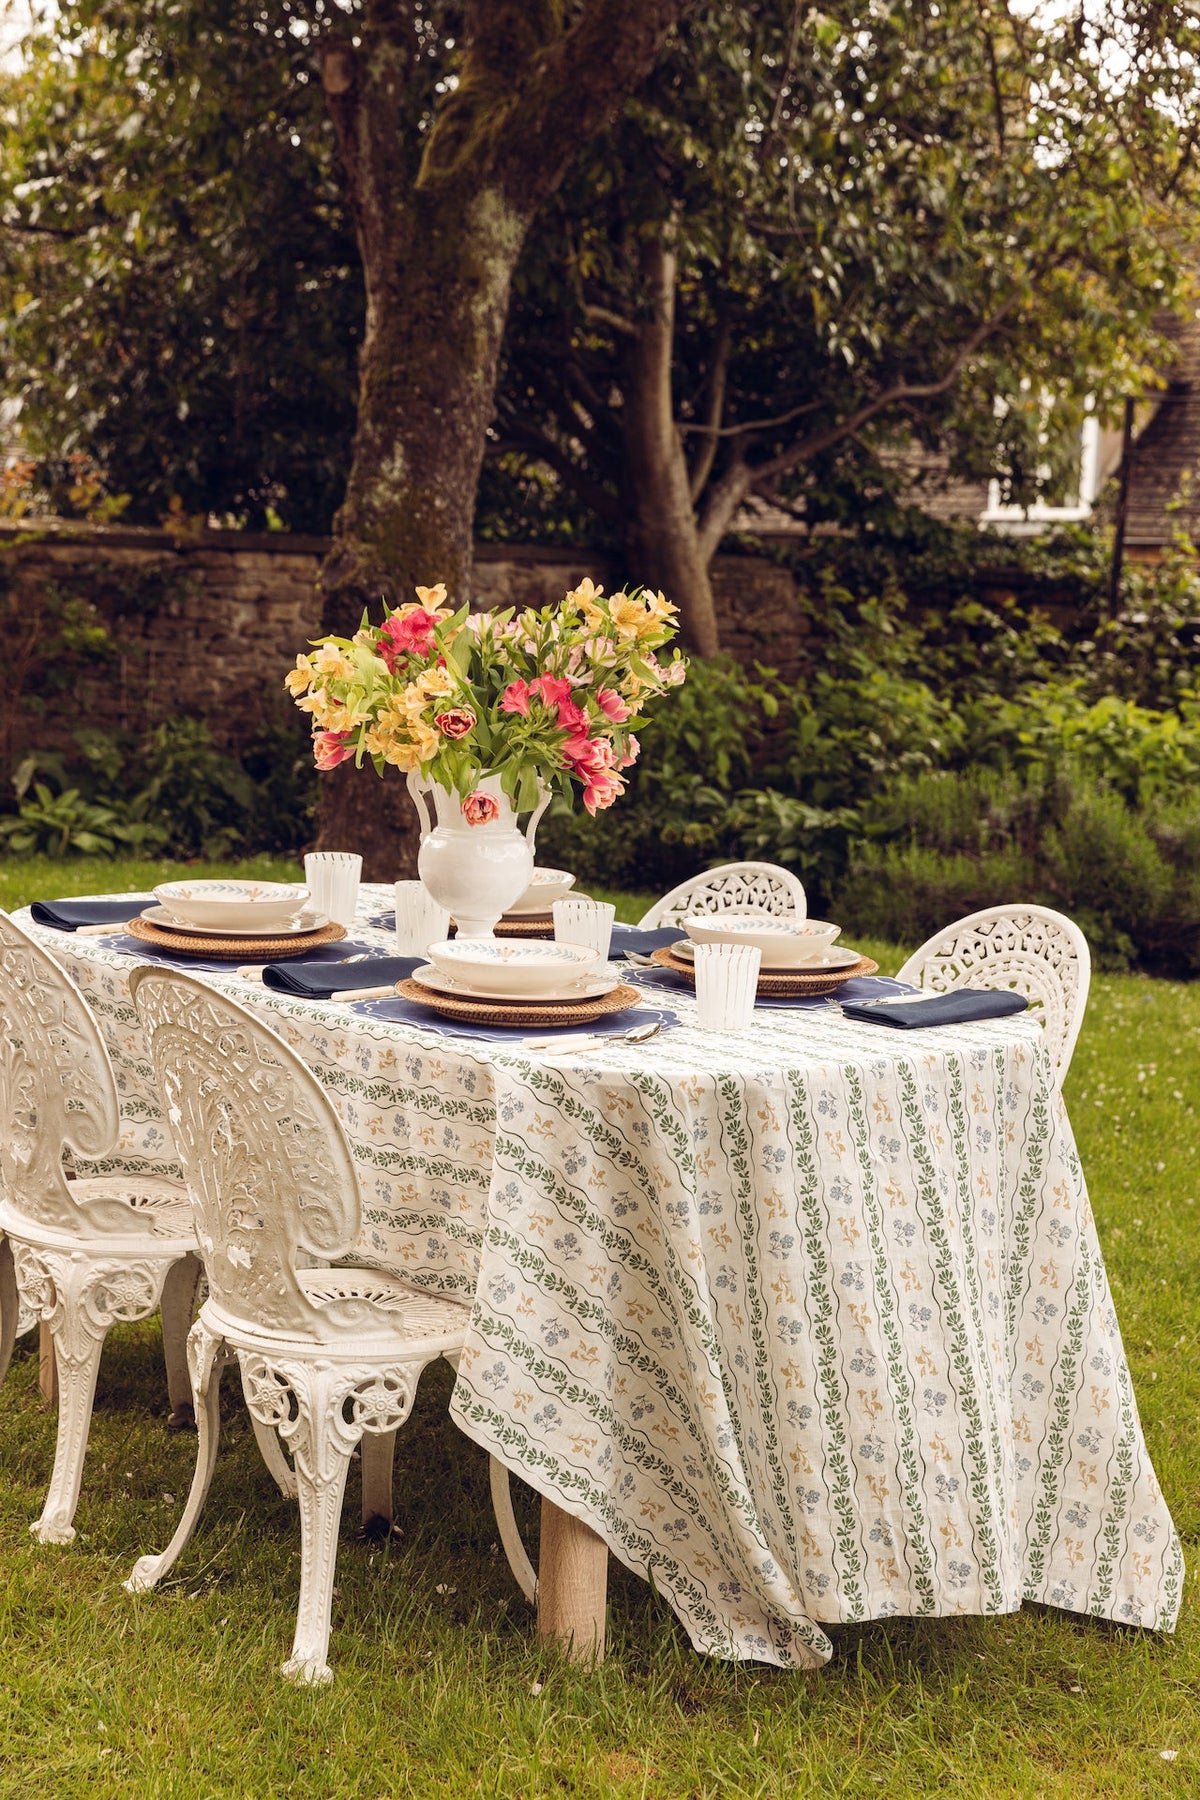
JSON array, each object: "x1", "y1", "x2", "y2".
[{"x1": 406, "y1": 773, "x2": 550, "y2": 939}]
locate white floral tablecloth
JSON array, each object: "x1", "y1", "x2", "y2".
[{"x1": 19, "y1": 889, "x2": 1182, "y2": 1668}]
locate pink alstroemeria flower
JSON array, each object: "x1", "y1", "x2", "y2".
[
  {"x1": 313, "y1": 729, "x2": 354, "y2": 771},
  {"x1": 528, "y1": 674, "x2": 573, "y2": 708},
  {"x1": 595, "y1": 687, "x2": 631, "y2": 723},
  {"x1": 435, "y1": 708, "x2": 476, "y2": 739},
  {"x1": 500, "y1": 679, "x2": 531, "y2": 715},
  {"x1": 379, "y1": 606, "x2": 441, "y2": 670},
  {"x1": 618, "y1": 733, "x2": 640, "y2": 769},
  {"x1": 462, "y1": 790, "x2": 501, "y2": 827},
  {"x1": 555, "y1": 697, "x2": 588, "y2": 736}
]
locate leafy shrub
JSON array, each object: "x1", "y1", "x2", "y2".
[
  {"x1": 537, "y1": 658, "x2": 786, "y2": 891},
  {"x1": 2, "y1": 716, "x2": 316, "y2": 861},
  {"x1": 834, "y1": 764, "x2": 1200, "y2": 973}
]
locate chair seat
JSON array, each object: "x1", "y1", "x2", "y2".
[
  {"x1": 0, "y1": 1177, "x2": 194, "y2": 1250},
  {"x1": 207, "y1": 1269, "x2": 472, "y2": 1357}
]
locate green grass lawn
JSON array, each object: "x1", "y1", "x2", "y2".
[{"x1": 0, "y1": 860, "x2": 1197, "y2": 1796}]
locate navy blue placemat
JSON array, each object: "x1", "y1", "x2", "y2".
[
  {"x1": 353, "y1": 995, "x2": 679, "y2": 1044},
  {"x1": 609, "y1": 924, "x2": 686, "y2": 959},
  {"x1": 627, "y1": 968, "x2": 913, "y2": 1010}
]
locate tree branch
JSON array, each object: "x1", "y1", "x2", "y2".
[
  {"x1": 680, "y1": 393, "x2": 823, "y2": 442},
  {"x1": 750, "y1": 291, "x2": 1025, "y2": 486},
  {"x1": 687, "y1": 316, "x2": 732, "y2": 501},
  {"x1": 582, "y1": 302, "x2": 640, "y2": 340}
]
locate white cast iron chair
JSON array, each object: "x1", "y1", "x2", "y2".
[
  {"x1": 637, "y1": 861, "x2": 807, "y2": 929},
  {"x1": 895, "y1": 904, "x2": 1091, "y2": 1083},
  {"x1": 126, "y1": 966, "x2": 535, "y2": 1685},
  {"x1": 0, "y1": 909, "x2": 206, "y2": 1543}
]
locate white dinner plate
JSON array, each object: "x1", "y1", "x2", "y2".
[
  {"x1": 140, "y1": 906, "x2": 331, "y2": 940},
  {"x1": 669, "y1": 938, "x2": 861, "y2": 972},
  {"x1": 411, "y1": 963, "x2": 621, "y2": 1005}
]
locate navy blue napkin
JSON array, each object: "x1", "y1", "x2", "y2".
[
  {"x1": 261, "y1": 953, "x2": 420, "y2": 998},
  {"x1": 30, "y1": 895, "x2": 151, "y2": 931},
  {"x1": 838, "y1": 987, "x2": 1029, "y2": 1029},
  {"x1": 355, "y1": 996, "x2": 679, "y2": 1043},
  {"x1": 609, "y1": 924, "x2": 686, "y2": 960}
]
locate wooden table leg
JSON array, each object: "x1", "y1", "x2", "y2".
[{"x1": 537, "y1": 1495, "x2": 607, "y2": 1663}]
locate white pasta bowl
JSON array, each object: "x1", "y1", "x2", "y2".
[
  {"x1": 153, "y1": 879, "x2": 310, "y2": 934},
  {"x1": 506, "y1": 867, "x2": 578, "y2": 915},
  {"x1": 426, "y1": 937, "x2": 599, "y2": 997},
  {"x1": 682, "y1": 912, "x2": 841, "y2": 968}
]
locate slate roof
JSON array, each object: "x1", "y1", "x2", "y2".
[{"x1": 1122, "y1": 309, "x2": 1200, "y2": 549}]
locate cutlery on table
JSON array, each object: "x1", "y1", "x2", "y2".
[
  {"x1": 76, "y1": 921, "x2": 134, "y2": 936},
  {"x1": 519, "y1": 1019, "x2": 665, "y2": 1053}
]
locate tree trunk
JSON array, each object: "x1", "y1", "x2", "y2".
[
  {"x1": 314, "y1": 179, "x2": 526, "y2": 877},
  {"x1": 313, "y1": 3, "x2": 688, "y2": 874},
  {"x1": 619, "y1": 239, "x2": 721, "y2": 657}
]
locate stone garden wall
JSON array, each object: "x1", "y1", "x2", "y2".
[{"x1": 4, "y1": 520, "x2": 810, "y2": 753}]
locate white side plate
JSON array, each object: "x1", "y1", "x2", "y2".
[
  {"x1": 411, "y1": 964, "x2": 620, "y2": 1004},
  {"x1": 141, "y1": 906, "x2": 331, "y2": 939}
]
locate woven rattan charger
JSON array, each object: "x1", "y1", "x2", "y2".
[
  {"x1": 648, "y1": 943, "x2": 878, "y2": 997},
  {"x1": 126, "y1": 916, "x2": 347, "y2": 960},
  {"x1": 397, "y1": 977, "x2": 642, "y2": 1029}
]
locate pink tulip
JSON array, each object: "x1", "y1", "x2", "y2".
[
  {"x1": 583, "y1": 770, "x2": 624, "y2": 815},
  {"x1": 618, "y1": 733, "x2": 640, "y2": 769},
  {"x1": 462, "y1": 790, "x2": 501, "y2": 826},
  {"x1": 500, "y1": 679, "x2": 531, "y2": 715},
  {"x1": 313, "y1": 729, "x2": 354, "y2": 771},
  {"x1": 435, "y1": 707, "x2": 476, "y2": 739},
  {"x1": 595, "y1": 687, "x2": 630, "y2": 723}
]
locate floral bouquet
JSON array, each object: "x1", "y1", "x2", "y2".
[{"x1": 285, "y1": 579, "x2": 685, "y2": 820}]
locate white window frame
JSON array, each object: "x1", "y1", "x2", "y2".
[{"x1": 981, "y1": 412, "x2": 1101, "y2": 532}]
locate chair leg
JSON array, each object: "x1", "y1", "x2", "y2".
[
  {"x1": 251, "y1": 1416, "x2": 299, "y2": 1500},
  {"x1": 360, "y1": 1428, "x2": 397, "y2": 1533},
  {"x1": 273, "y1": 1365, "x2": 360, "y2": 1685},
  {"x1": 489, "y1": 1458, "x2": 538, "y2": 1604},
  {"x1": 23, "y1": 1251, "x2": 165, "y2": 1544},
  {"x1": 0, "y1": 1235, "x2": 19, "y2": 1390},
  {"x1": 125, "y1": 1320, "x2": 230, "y2": 1593},
  {"x1": 160, "y1": 1253, "x2": 204, "y2": 1428}
]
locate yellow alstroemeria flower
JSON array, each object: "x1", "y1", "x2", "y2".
[
  {"x1": 284, "y1": 655, "x2": 315, "y2": 698},
  {"x1": 415, "y1": 664, "x2": 455, "y2": 700},
  {"x1": 312, "y1": 642, "x2": 356, "y2": 681},
  {"x1": 414, "y1": 582, "x2": 448, "y2": 610},
  {"x1": 566, "y1": 577, "x2": 606, "y2": 629}
]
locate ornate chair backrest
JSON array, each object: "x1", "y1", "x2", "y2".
[
  {"x1": 130, "y1": 967, "x2": 361, "y2": 1337},
  {"x1": 0, "y1": 910, "x2": 120, "y2": 1232},
  {"x1": 895, "y1": 904, "x2": 1091, "y2": 1081},
  {"x1": 638, "y1": 861, "x2": 807, "y2": 929}
]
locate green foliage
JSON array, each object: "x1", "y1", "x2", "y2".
[
  {"x1": 496, "y1": 2, "x2": 1200, "y2": 564},
  {"x1": 0, "y1": 2, "x2": 362, "y2": 530},
  {"x1": 2, "y1": 718, "x2": 316, "y2": 861},
  {"x1": 0, "y1": 762, "x2": 167, "y2": 857},
  {"x1": 836, "y1": 765, "x2": 1200, "y2": 976},
  {"x1": 537, "y1": 657, "x2": 785, "y2": 889}
]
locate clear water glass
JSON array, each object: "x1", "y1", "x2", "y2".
[
  {"x1": 693, "y1": 942, "x2": 761, "y2": 1031},
  {"x1": 303, "y1": 852, "x2": 362, "y2": 928},
  {"x1": 394, "y1": 880, "x2": 451, "y2": 956},
  {"x1": 552, "y1": 898, "x2": 616, "y2": 960}
]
